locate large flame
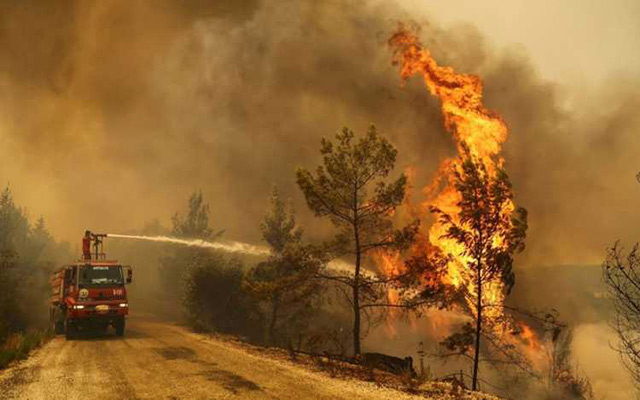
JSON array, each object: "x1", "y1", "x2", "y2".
[
  {"x1": 388, "y1": 26, "x2": 511, "y2": 319},
  {"x1": 384, "y1": 26, "x2": 541, "y2": 355}
]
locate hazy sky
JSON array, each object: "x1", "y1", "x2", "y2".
[{"x1": 405, "y1": 0, "x2": 640, "y2": 85}]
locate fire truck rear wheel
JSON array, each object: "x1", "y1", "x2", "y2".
[
  {"x1": 115, "y1": 319, "x2": 125, "y2": 337},
  {"x1": 49, "y1": 308, "x2": 63, "y2": 334},
  {"x1": 48, "y1": 309, "x2": 55, "y2": 332}
]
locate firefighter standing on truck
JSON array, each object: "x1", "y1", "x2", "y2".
[{"x1": 82, "y1": 230, "x2": 91, "y2": 261}]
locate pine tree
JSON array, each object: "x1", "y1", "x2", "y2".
[
  {"x1": 296, "y1": 125, "x2": 418, "y2": 355},
  {"x1": 244, "y1": 187, "x2": 321, "y2": 344},
  {"x1": 432, "y1": 145, "x2": 527, "y2": 390}
]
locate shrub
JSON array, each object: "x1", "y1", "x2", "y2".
[
  {"x1": 183, "y1": 254, "x2": 264, "y2": 341},
  {"x1": 0, "y1": 330, "x2": 52, "y2": 369}
]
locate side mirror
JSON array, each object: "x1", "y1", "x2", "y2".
[{"x1": 125, "y1": 266, "x2": 133, "y2": 284}]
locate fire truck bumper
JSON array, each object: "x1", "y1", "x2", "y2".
[{"x1": 67, "y1": 307, "x2": 128, "y2": 323}]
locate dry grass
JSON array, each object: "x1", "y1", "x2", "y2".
[
  {"x1": 0, "y1": 330, "x2": 51, "y2": 369},
  {"x1": 202, "y1": 330, "x2": 503, "y2": 399}
]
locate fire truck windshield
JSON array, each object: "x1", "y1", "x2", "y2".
[{"x1": 79, "y1": 266, "x2": 123, "y2": 287}]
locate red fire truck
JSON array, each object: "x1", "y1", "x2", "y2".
[{"x1": 49, "y1": 231, "x2": 132, "y2": 339}]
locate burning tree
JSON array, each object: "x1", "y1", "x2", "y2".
[
  {"x1": 388, "y1": 26, "x2": 532, "y2": 391},
  {"x1": 296, "y1": 125, "x2": 419, "y2": 356},
  {"x1": 433, "y1": 147, "x2": 528, "y2": 390}
]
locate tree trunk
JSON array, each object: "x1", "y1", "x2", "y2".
[
  {"x1": 268, "y1": 294, "x2": 280, "y2": 345},
  {"x1": 353, "y1": 268, "x2": 361, "y2": 355},
  {"x1": 353, "y1": 210, "x2": 362, "y2": 356},
  {"x1": 472, "y1": 263, "x2": 482, "y2": 391},
  {"x1": 353, "y1": 240, "x2": 361, "y2": 356}
]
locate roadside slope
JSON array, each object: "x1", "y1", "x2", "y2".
[{"x1": 0, "y1": 316, "x2": 471, "y2": 400}]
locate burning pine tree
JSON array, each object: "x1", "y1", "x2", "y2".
[{"x1": 388, "y1": 26, "x2": 530, "y2": 390}]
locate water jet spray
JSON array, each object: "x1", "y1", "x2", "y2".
[{"x1": 106, "y1": 233, "x2": 271, "y2": 256}]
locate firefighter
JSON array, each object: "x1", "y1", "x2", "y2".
[{"x1": 82, "y1": 230, "x2": 91, "y2": 261}]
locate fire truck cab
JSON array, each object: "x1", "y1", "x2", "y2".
[{"x1": 49, "y1": 232, "x2": 133, "y2": 339}]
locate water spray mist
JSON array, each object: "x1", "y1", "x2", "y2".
[
  {"x1": 107, "y1": 233, "x2": 358, "y2": 275},
  {"x1": 107, "y1": 234, "x2": 271, "y2": 256}
]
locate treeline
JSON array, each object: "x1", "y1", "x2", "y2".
[
  {"x1": 158, "y1": 126, "x2": 596, "y2": 399},
  {"x1": 160, "y1": 189, "x2": 333, "y2": 347},
  {"x1": 0, "y1": 187, "x2": 71, "y2": 366},
  {"x1": 161, "y1": 127, "x2": 424, "y2": 352},
  {"x1": 0, "y1": 125, "x2": 604, "y2": 399}
]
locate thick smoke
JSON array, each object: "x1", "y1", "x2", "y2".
[
  {"x1": 1, "y1": 1, "x2": 639, "y2": 398},
  {"x1": 0, "y1": 0, "x2": 451, "y2": 244},
  {"x1": 1, "y1": 0, "x2": 638, "y2": 264}
]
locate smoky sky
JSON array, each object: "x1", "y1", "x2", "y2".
[{"x1": 0, "y1": 0, "x2": 638, "y2": 268}]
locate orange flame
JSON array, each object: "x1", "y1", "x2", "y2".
[
  {"x1": 376, "y1": 251, "x2": 402, "y2": 337},
  {"x1": 519, "y1": 324, "x2": 542, "y2": 352},
  {"x1": 388, "y1": 26, "x2": 511, "y2": 320},
  {"x1": 380, "y1": 25, "x2": 544, "y2": 356}
]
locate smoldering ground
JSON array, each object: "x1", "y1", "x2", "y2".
[{"x1": 1, "y1": 1, "x2": 639, "y2": 398}]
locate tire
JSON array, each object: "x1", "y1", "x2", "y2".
[
  {"x1": 52, "y1": 306, "x2": 64, "y2": 335},
  {"x1": 98, "y1": 323, "x2": 109, "y2": 334},
  {"x1": 55, "y1": 321, "x2": 65, "y2": 335},
  {"x1": 115, "y1": 319, "x2": 125, "y2": 337},
  {"x1": 54, "y1": 308, "x2": 67, "y2": 335},
  {"x1": 65, "y1": 321, "x2": 76, "y2": 340}
]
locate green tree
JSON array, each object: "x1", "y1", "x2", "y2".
[
  {"x1": 0, "y1": 187, "x2": 24, "y2": 339},
  {"x1": 296, "y1": 125, "x2": 418, "y2": 355},
  {"x1": 244, "y1": 187, "x2": 322, "y2": 344},
  {"x1": 171, "y1": 190, "x2": 220, "y2": 239},
  {"x1": 161, "y1": 190, "x2": 221, "y2": 305},
  {"x1": 432, "y1": 146, "x2": 527, "y2": 390},
  {"x1": 0, "y1": 187, "x2": 69, "y2": 340},
  {"x1": 260, "y1": 187, "x2": 301, "y2": 254}
]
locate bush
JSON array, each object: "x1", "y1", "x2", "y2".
[{"x1": 183, "y1": 254, "x2": 264, "y2": 341}]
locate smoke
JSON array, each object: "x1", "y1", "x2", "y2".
[
  {"x1": 1, "y1": 1, "x2": 639, "y2": 398},
  {"x1": 572, "y1": 323, "x2": 634, "y2": 400},
  {"x1": 0, "y1": 0, "x2": 637, "y2": 265}
]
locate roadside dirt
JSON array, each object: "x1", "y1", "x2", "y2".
[{"x1": 0, "y1": 315, "x2": 457, "y2": 400}]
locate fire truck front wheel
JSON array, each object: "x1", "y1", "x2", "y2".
[
  {"x1": 65, "y1": 321, "x2": 77, "y2": 340},
  {"x1": 55, "y1": 320, "x2": 65, "y2": 335},
  {"x1": 114, "y1": 318, "x2": 125, "y2": 337}
]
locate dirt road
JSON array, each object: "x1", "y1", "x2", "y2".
[{"x1": 0, "y1": 316, "x2": 424, "y2": 400}]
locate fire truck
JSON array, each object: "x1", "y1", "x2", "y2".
[{"x1": 49, "y1": 231, "x2": 132, "y2": 339}]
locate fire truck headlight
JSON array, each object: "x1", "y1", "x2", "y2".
[
  {"x1": 119, "y1": 303, "x2": 128, "y2": 308},
  {"x1": 73, "y1": 305, "x2": 85, "y2": 310}
]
